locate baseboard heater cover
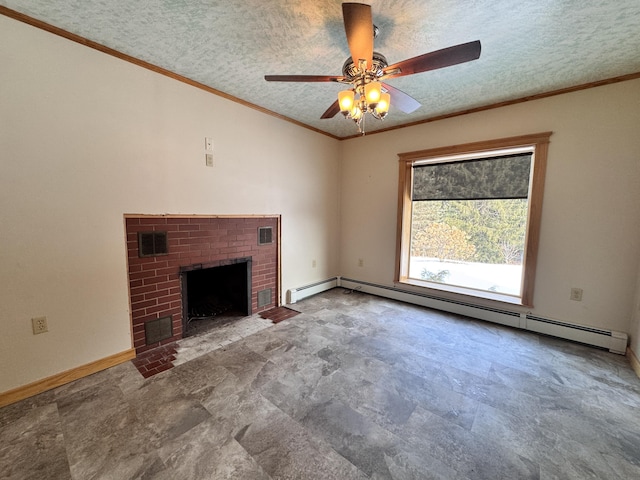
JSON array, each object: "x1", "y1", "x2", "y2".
[
  {"x1": 287, "y1": 277, "x2": 338, "y2": 303},
  {"x1": 525, "y1": 314, "x2": 627, "y2": 354},
  {"x1": 331, "y1": 277, "x2": 627, "y2": 355}
]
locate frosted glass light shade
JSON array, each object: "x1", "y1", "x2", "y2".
[
  {"x1": 350, "y1": 104, "x2": 363, "y2": 120},
  {"x1": 364, "y1": 81, "x2": 381, "y2": 105},
  {"x1": 338, "y1": 90, "x2": 355, "y2": 112},
  {"x1": 376, "y1": 92, "x2": 390, "y2": 117}
]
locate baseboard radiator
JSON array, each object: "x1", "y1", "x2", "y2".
[
  {"x1": 289, "y1": 276, "x2": 627, "y2": 355},
  {"x1": 287, "y1": 277, "x2": 339, "y2": 304}
]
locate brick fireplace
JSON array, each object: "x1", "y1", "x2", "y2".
[{"x1": 125, "y1": 215, "x2": 279, "y2": 355}]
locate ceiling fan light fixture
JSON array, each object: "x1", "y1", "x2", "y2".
[
  {"x1": 338, "y1": 89, "x2": 355, "y2": 114},
  {"x1": 375, "y1": 92, "x2": 390, "y2": 118},
  {"x1": 350, "y1": 102, "x2": 363, "y2": 121},
  {"x1": 264, "y1": 4, "x2": 481, "y2": 135},
  {"x1": 364, "y1": 81, "x2": 381, "y2": 107},
  {"x1": 337, "y1": 80, "x2": 387, "y2": 133}
]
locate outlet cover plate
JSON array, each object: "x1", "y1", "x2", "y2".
[
  {"x1": 32, "y1": 316, "x2": 48, "y2": 334},
  {"x1": 570, "y1": 288, "x2": 583, "y2": 301}
]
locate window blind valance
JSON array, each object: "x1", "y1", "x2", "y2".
[{"x1": 412, "y1": 153, "x2": 532, "y2": 201}]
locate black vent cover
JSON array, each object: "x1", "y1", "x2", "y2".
[
  {"x1": 258, "y1": 227, "x2": 273, "y2": 245},
  {"x1": 145, "y1": 316, "x2": 173, "y2": 344},
  {"x1": 139, "y1": 231, "x2": 168, "y2": 257},
  {"x1": 257, "y1": 288, "x2": 272, "y2": 308}
]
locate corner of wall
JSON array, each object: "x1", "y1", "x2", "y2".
[{"x1": 627, "y1": 346, "x2": 640, "y2": 379}]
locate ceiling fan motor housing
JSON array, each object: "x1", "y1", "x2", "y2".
[{"x1": 342, "y1": 51, "x2": 388, "y2": 80}]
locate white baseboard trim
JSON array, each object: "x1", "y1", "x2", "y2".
[{"x1": 325, "y1": 277, "x2": 627, "y2": 355}]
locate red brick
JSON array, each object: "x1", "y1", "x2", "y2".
[
  {"x1": 156, "y1": 280, "x2": 179, "y2": 291},
  {"x1": 129, "y1": 270, "x2": 159, "y2": 281},
  {"x1": 188, "y1": 217, "x2": 212, "y2": 224},
  {"x1": 144, "y1": 289, "x2": 170, "y2": 300},
  {"x1": 183, "y1": 236, "x2": 211, "y2": 245},
  {"x1": 130, "y1": 294, "x2": 146, "y2": 304},
  {"x1": 189, "y1": 230, "x2": 214, "y2": 238},
  {"x1": 126, "y1": 224, "x2": 154, "y2": 233},
  {"x1": 150, "y1": 258, "x2": 169, "y2": 267},
  {"x1": 154, "y1": 267, "x2": 177, "y2": 277},
  {"x1": 198, "y1": 223, "x2": 220, "y2": 231},
  {"x1": 143, "y1": 275, "x2": 169, "y2": 285},
  {"x1": 170, "y1": 245, "x2": 191, "y2": 253},
  {"x1": 155, "y1": 363, "x2": 174, "y2": 373},
  {"x1": 130, "y1": 284, "x2": 159, "y2": 296},
  {"x1": 132, "y1": 299, "x2": 157, "y2": 309},
  {"x1": 140, "y1": 217, "x2": 167, "y2": 225},
  {"x1": 178, "y1": 224, "x2": 201, "y2": 231},
  {"x1": 163, "y1": 293, "x2": 181, "y2": 304},
  {"x1": 144, "y1": 360, "x2": 162, "y2": 370},
  {"x1": 143, "y1": 307, "x2": 169, "y2": 317}
]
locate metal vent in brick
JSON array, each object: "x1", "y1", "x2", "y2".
[
  {"x1": 257, "y1": 288, "x2": 272, "y2": 308},
  {"x1": 145, "y1": 316, "x2": 173, "y2": 344},
  {"x1": 138, "y1": 231, "x2": 168, "y2": 257},
  {"x1": 258, "y1": 226, "x2": 273, "y2": 245}
]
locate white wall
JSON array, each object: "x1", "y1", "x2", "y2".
[
  {"x1": 0, "y1": 16, "x2": 340, "y2": 393},
  {"x1": 340, "y1": 79, "x2": 640, "y2": 336}
]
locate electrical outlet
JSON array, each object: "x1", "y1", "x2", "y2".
[
  {"x1": 32, "y1": 316, "x2": 48, "y2": 334},
  {"x1": 570, "y1": 288, "x2": 583, "y2": 302},
  {"x1": 312, "y1": 259, "x2": 317, "y2": 268},
  {"x1": 205, "y1": 154, "x2": 214, "y2": 167},
  {"x1": 358, "y1": 258, "x2": 364, "y2": 267}
]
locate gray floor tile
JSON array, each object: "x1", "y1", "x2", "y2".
[
  {"x1": 0, "y1": 403, "x2": 71, "y2": 480},
  {"x1": 2, "y1": 288, "x2": 640, "y2": 479}
]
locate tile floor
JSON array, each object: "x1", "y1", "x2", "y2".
[{"x1": 2, "y1": 288, "x2": 640, "y2": 479}]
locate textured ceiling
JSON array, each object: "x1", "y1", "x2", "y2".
[{"x1": 2, "y1": 0, "x2": 640, "y2": 139}]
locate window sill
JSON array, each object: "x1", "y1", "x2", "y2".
[{"x1": 397, "y1": 277, "x2": 529, "y2": 308}]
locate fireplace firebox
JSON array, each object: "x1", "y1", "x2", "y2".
[{"x1": 180, "y1": 257, "x2": 252, "y2": 335}]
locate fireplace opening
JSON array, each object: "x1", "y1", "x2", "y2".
[{"x1": 181, "y1": 257, "x2": 252, "y2": 337}]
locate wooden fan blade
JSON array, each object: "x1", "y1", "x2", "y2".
[
  {"x1": 264, "y1": 75, "x2": 345, "y2": 82},
  {"x1": 382, "y1": 40, "x2": 481, "y2": 79},
  {"x1": 321, "y1": 100, "x2": 341, "y2": 119},
  {"x1": 381, "y1": 83, "x2": 421, "y2": 113},
  {"x1": 342, "y1": 3, "x2": 373, "y2": 68}
]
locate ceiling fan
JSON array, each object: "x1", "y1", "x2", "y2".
[{"x1": 265, "y1": 2, "x2": 481, "y2": 133}]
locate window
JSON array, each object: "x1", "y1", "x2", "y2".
[{"x1": 395, "y1": 132, "x2": 552, "y2": 306}]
